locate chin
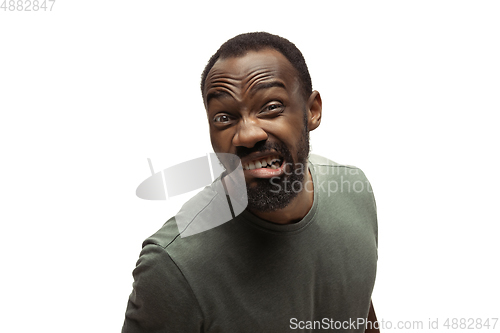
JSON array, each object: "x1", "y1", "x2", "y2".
[{"x1": 246, "y1": 176, "x2": 302, "y2": 212}]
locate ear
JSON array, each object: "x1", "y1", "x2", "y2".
[{"x1": 306, "y1": 90, "x2": 322, "y2": 131}]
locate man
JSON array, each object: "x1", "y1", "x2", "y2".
[{"x1": 122, "y1": 32, "x2": 379, "y2": 332}]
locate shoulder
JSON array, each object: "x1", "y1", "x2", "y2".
[
  {"x1": 309, "y1": 153, "x2": 377, "y2": 218},
  {"x1": 308, "y1": 153, "x2": 371, "y2": 182},
  {"x1": 142, "y1": 179, "x2": 240, "y2": 269},
  {"x1": 144, "y1": 174, "x2": 238, "y2": 249}
]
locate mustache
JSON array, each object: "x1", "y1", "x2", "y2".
[{"x1": 235, "y1": 141, "x2": 288, "y2": 160}]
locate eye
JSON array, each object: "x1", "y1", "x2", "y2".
[
  {"x1": 213, "y1": 114, "x2": 232, "y2": 124},
  {"x1": 260, "y1": 102, "x2": 285, "y2": 115}
]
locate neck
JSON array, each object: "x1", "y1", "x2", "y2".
[{"x1": 248, "y1": 168, "x2": 314, "y2": 224}]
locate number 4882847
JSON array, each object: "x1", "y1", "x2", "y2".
[{"x1": 1, "y1": 0, "x2": 56, "y2": 11}]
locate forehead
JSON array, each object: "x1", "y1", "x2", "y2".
[{"x1": 203, "y1": 48, "x2": 299, "y2": 99}]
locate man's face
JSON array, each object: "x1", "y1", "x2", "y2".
[{"x1": 203, "y1": 48, "x2": 312, "y2": 212}]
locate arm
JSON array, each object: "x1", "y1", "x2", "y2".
[{"x1": 364, "y1": 300, "x2": 380, "y2": 333}]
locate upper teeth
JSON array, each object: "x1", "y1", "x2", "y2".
[{"x1": 243, "y1": 155, "x2": 281, "y2": 170}]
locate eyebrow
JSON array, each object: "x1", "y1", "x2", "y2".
[
  {"x1": 206, "y1": 90, "x2": 232, "y2": 105},
  {"x1": 250, "y1": 80, "x2": 286, "y2": 93}
]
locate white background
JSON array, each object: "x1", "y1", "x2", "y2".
[{"x1": 1, "y1": 1, "x2": 499, "y2": 332}]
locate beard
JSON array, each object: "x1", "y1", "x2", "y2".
[{"x1": 237, "y1": 122, "x2": 310, "y2": 212}]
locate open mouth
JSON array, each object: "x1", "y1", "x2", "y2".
[{"x1": 242, "y1": 155, "x2": 283, "y2": 170}]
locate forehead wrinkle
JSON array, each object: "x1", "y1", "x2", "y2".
[
  {"x1": 206, "y1": 73, "x2": 239, "y2": 88},
  {"x1": 242, "y1": 68, "x2": 280, "y2": 93},
  {"x1": 205, "y1": 75, "x2": 240, "y2": 100},
  {"x1": 207, "y1": 71, "x2": 240, "y2": 82},
  {"x1": 207, "y1": 78, "x2": 238, "y2": 90},
  {"x1": 205, "y1": 57, "x2": 288, "y2": 103},
  {"x1": 205, "y1": 69, "x2": 238, "y2": 92},
  {"x1": 205, "y1": 84, "x2": 240, "y2": 105},
  {"x1": 208, "y1": 84, "x2": 237, "y2": 97}
]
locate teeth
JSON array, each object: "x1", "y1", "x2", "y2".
[{"x1": 243, "y1": 155, "x2": 281, "y2": 170}]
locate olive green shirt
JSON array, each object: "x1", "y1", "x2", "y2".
[{"x1": 122, "y1": 154, "x2": 378, "y2": 332}]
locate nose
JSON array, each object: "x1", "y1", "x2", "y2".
[{"x1": 232, "y1": 119, "x2": 268, "y2": 148}]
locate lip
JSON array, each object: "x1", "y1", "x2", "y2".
[{"x1": 244, "y1": 163, "x2": 285, "y2": 179}]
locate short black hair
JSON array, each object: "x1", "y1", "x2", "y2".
[{"x1": 201, "y1": 32, "x2": 312, "y2": 102}]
